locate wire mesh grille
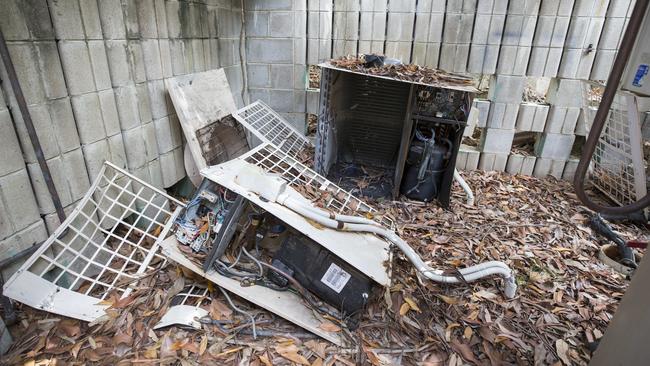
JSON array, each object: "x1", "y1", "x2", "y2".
[
  {"x1": 170, "y1": 284, "x2": 211, "y2": 307},
  {"x1": 232, "y1": 101, "x2": 311, "y2": 157},
  {"x1": 243, "y1": 144, "x2": 393, "y2": 227},
  {"x1": 17, "y1": 162, "x2": 183, "y2": 301},
  {"x1": 581, "y1": 81, "x2": 646, "y2": 205}
]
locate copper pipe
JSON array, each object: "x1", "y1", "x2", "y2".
[{"x1": 573, "y1": 0, "x2": 650, "y2": 215}]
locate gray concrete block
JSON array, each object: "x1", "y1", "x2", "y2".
[
  {"x1": 516, "y1": 103, "x2": 549, "y2": 132},
  {"x1": 114, "y1": 84, "x2": 140, "y2": 130},
  {"x1": 0, "y1": 169, "x2": 41, "y2": 231},
  {"x1": 71, "y1": 92, "x2": 106, "y2": 144},
  {"x1": 190, "y1": 38, "x2": 205, "y2": 72},
  {"x1": 154, "y1": 116, "x2": 182, "y2": 154},
  {"x1": 0, "y1": 222, "x2": 48, "y2": 271},
  {"x1": 142, "y1": 39, "x2": 163, "y2": 80},
  {"x1": 246, "y1": 11, "x2": 269, "y2": 37},
  {"x1": 247, "y1": 39, "x2": 294, "y2": 63},
  {"x1": 488, "y1": 75, "x2": 526, "y2": 103},
  {"x1": 535, "y1": 133, "x2": 575, "y2": 159},
  {"x1": 562, "y1": 158, "x2": 579, "y2": 180},
  {"x1": 479, "y1": 152, "x2": 508, "y2": 171},
  {"x1": 159, "y1": 39, "x2": 173, "y2": 78},
  {"x1": 122, "y1": 126, "x2": 147, "y2": 169},
  {"x1": 142, "y1": 121, "x2": 159, "y2": 162},
  {"x1": 80, "y1": 0, "x2": 103, "y2": 39},
  {"x1": 147, "y1": 80, "x2": 170, "y2": 120},
  {"x1": 127, "y1": 41, "x2": 147, "y2": 83},
  {"x1": 544, "y1": 48, "x2": 563, "y2": 77},
  {"x1": 473, "y1": 99, "x2": 490, "y2": 128},
  {"x1": 153, "y1": 0, "x2": 168, "y2": 38},
  {"x1": 27, "y1": 157, "x2": 72, "y2": 214},
  {"x1": 169, "y1": 39, "x2": 187, "y2": 75},
  {"x1": 591, "y1": 50, "x2": 616, "y2": 81},
  {"x1": 562, "y1": 107, "x2": 581, "y2": 134},
  {"x1": 105, "y1": 40, "x2": 131, "y2": 87},
  {"x1": 48, "y1": 0, "x2": 85, "y2": 39},
  {"x1": 387, "y1": 13, "x2": 415, "y2": 42},
  {"x1": 97, "y1": 0, "x2": 127, "y2": 39},
  {"x1": 269, "y1": 90, "x2": 294, "y2": 113},
  {"x1": 59, "y1": 41, "x2": 96, "y2": 95},
  {"x1": 5, "y1": 43, "x2": 46, "y2": 104},
  {"x1": 136, "y1": 83, "x2": 153, "y2": 124},
  {"x1": 122, "y1": 0, "x2": 140, "y2": 38},
  {"x1": 136, "y1": 0, "x2": 158, "y2": 38},
  {"x1": 0, "y1": 110, "x2": 25, "y2": 176},
  {"x1": 487, "y1": 102, "x2": 519, "y2": 129},
  {"x1": 88, "y1": 40, "x2": 112, "y2": 91},
  {"x1": 575, "y1": 107, "x2": 593, "y2": 136},
  {"x1": 13, "y1": 104, "x2": 60, "y2": 163},
  {"x1": 98, "y1": 89, "x2": 121, "y2": 136},
  {"x1": 106, "y1": 133, "x2": 127, "y2": 169},
  {"x1": 32, "y1": 42, "x2": 67, "y2": 101},
  {"x1": 165, "y1": 0, "x2": 181, "y2": 38},
  {"x1": 527, "y1": 47, "x2": 547, "y2": 76},
  {"x1": 49, "y1": 97, "x2": 81, "y2": 153},
  {"x1": 533, "y1": 158, "x2": 565, "y2": 179},
  {"x1": 271, "y1": 64, "x2": 294, "y2": 89},
  {"x1": 270, "y1": 12, "x2": 294, "y2": 37},
  {"x1": 160, "y1": 147, "x2": 184, "y2": 187},
  {"x1": 81, "y1": 139, "x2": 107, "y2": 181},
  {"x1": 506, "y1": 154, "x2": 524, "y2": 174},
  {"x1": 0, "y1": 0, "x2": 30, "y2": 41},
  {"x1": 480, "y1": 128, "x2": 515, "y2": 153},
  {"x1": 521, "y1": 155, "x2": 537, "y2": 175}
]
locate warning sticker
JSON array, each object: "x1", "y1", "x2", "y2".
[
  {"x1": 633, "y1": 64, "x2": 649, "y2": 87},
  {"x1": 321, "y1": 263, "x2": 351, "y2": 293}
]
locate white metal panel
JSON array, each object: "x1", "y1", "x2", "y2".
[
  {"x1": 165, "y1": 69, "x2": 239, "y2": 170},
  {"x1": 160, "y1": 237, "x2": 343, "y2": 345},
  {"x1": 232, "y1": 100, "x2": 312, "y2": 157},
  {"x1": 201, "y1": 144, "x2": 391, "y2": 286},
  {"x1": 154, "y1": 284, "x2": 210, "y2": 330},
  {"x1": 3, "y1": 162, "x2": 184, "y2": 321}
]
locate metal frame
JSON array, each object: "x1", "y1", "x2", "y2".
[
  {"x1": 3, "y1": 162, "x2": 184, "y2": 321},
  {"x1": 232, "y1": 100, "x2": 312, "y2": 157},
  {"x1": 581, "y1": 81, "x2": 648, "y2": 206},
  {"x1": 201, "y1": 143, "x2": 391, "y2": 286}
]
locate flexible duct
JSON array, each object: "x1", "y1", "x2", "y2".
[{"x1": 453, "y1": 169, "x2": 475, "y2": 206}]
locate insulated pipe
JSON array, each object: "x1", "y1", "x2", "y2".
[
  {"x1": 453, "y1": 169, "x2": 475, "y2": 206},
  {"x1": 279, "y1": 196, "x2": 517, "y2": 298},
  {"x1": 287, "y1": 199, "x2": 381, "y2": 226},
  {"x1": 573, "y1": 0, "x2": 650, "y2": 215}
]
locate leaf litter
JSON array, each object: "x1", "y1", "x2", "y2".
[{"x1": 1, "y1": 170, "x2": 645, "y2": 365}]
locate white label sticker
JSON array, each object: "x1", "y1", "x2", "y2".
[{"x1": 321, "y1": 263, "x2": 351, "y2": 293}]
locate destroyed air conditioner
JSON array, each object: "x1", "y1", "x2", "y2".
[{"x1": 314, "y1": 61, "x2": 479, "y2": 207}]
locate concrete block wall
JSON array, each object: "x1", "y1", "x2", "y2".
[{"x1": 0, "y1": 0, "x2": 244, "y2": 270}]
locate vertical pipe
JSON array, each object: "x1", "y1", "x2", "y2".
[{"x1": 0, "y1": 29, "x2": 66, "y2": 223}]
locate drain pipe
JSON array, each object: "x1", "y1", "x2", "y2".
[
  {"x1": 454, "y1": 169, "x2": 475, "y2": 206},
  {"x1": 0, "y1": 30, "x2": 66, "y2": 224},
  {"x1": 236, "y1": 166, "x2": 517, "y2": 298},
  {"x1": 573, "y1": 0, "x2": 650, "y2": 215}
]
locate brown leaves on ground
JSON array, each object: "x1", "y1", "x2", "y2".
[{"x1": 2, "y1": 170, "x2": 644, "y2": 365}]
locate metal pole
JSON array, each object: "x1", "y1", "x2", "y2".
[{"x1": 0, "y1": 29, "x2": 66, "y2": 223}]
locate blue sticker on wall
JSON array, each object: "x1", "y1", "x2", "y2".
[{"x1": 633, "y1": 64, "x2": 649, "y2": 87}]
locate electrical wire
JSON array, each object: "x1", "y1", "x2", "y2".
[{"x1": 218, "y1": 286, "x2": 257, "y2": 339}]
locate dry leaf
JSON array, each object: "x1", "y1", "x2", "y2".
[
  {"x1": 404, "y1": 297, "x2": 421, "y2": 313},
  {"x1": 399, "y1": 302, "x2": 410, "y2": 316},
  {"x1": 258, "y1": 353, "x2": 273, "y2": 366},
  {"x1": 275, "y1": 344, "x2": 310, "y2": 365},
  {"x1": 556, "y1": 339, "x2": 571, "y2": 365},
  {"x1": 199, "y1": 335, "x2": 208, "y2": 356},
  {"x1": 318, "y1": 321, "x2": 341, "y2": 332}
]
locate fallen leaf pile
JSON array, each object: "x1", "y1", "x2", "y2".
[
  {"x1": 2, "y1": 170, "x2": 645, "y2": 365},
  {"x1": 329, "y1": 55, "x2": 475, "y2": 88}
]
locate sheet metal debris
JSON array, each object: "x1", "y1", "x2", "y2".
[{"x1": 3, "y1": 162, "x2": 184, "y2": 321}]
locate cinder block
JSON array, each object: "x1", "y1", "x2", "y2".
[
  {"x1": 246, "y1": 11, "x2": 269, "y2": 37},
  {"x1": 546, "y1": 78, "x2": 583, "y2": 108},
  {"x1": 562, "y1": 158, "x2": 579, "y2": 181},
  {"x1": 97, "y1": 0, "x2": 127, "y2": 39},
  {"x1": 533, "y1": 157, "x2": 565, "y2": 179},
  {"x1": 0, "y1": 1, "x2": 30, "y2": 41},
  {"x1": 521, "y1": 155, "x2": 537, "y2": 175},
  {"x1": 107, "y1": 133, "x2": 127, "y2": 169},
  {"x1": 127, "y1": 41, "x2": 147, "y2": 83},
  {"x1": 79, "y1": 0, "x2": 103, "y2": 39},
  {"x1": 480, "y1": 128, "x2": 515, "y2": 153},
  {"x1": 154, "y1": 116, "x2": 181, "y2": 154},
  {"x1": 142, "y1": 121, "x2": 159, "y2": 161},
  {"x1": 190, "y1": 39, "x2": 205, "y2": 72},
  {"x1": 81, "y1": 139, "x2": 107, "y2": 180},
  {"x1": 0, "y1": 110, "x2": 25, "y2": 176},
  {"x1": 122, "y1": 0, "x2": 140, "y2": 38},
  {"x1": 159, "y1": 39, "x2": 173, "y2": 78},
  {"x1": 271, "y1": 64, "x2": 294, "y2": 90},
  {"x1": 136, "y1": 0, "x2": 158, "y2": 38},
  {"x1": 165, "y1": 0, "x2": 181, "y2": 38},
  {"x1": 34, "y1": 42, "x2": 68, "y2": 99},
  {"x1": 169, "y1": 39, "x2": 187, "y2": 75},
  {"x1": 88, "y1": 41, "x2": 112, "y2": 91},
  {"x1": 160, "y1": 147, "x2": 185, "y2": 188},
  {"x1": 71, "y1": 92, "x2": 106, "y2": 144},
  {"x1": 147, "y1": 80, "x2": 170, "y2": 120},
  {"x1": 488, "y1": 75, "x2": 526, "y2": 103},
  {"x1": 13, "y1": 104, "x2": 60, "y2": 163},
  {"x1": 43, "y1": 201, "x2": 78, "y2": 235},
  {"x1": 114, "y1": 84, "x2": 141, "y2": 130},
  {"x1": 142, "y1": 39, "x2": 163, "y2": 80},
  {"x1": 154, "y1": 0, "x2": 168, "y2": 38},
  {"x1": 544, "y1": 48, "x2": 563, "y2": 77},
  {"x1": 473, "y1": 99, "x2": 490, "y2": 128},
  {"x1": 535, "y1": 133, "x2": 575, "y2": 159},
  {"x1": 49, "y1": 98, "x2": 81, "y2": 153},
  {"x1": 105, "y1": 40, "x2": 131, "y2": 87},
  {"x1": 506, "y1": 154, "x2": 524, "y2": 174},
  {"x1": 27, "y1": 157, "x2": 71, "y2": 214},
  {"x1": 49, "y1": 0, "x2": 85, "y2": 40},
  {"x1": 516, "y1": 103, "x2": 549, "y2": 132},
  {"x1": 479, "y1": 152, "x2": 508, "y2": 172},
  {"x1": 0, "y1": 222, "x2": 48, "y2": 269},
  {"x1": 122, "y1": 126, "x2": 147, "y2": 169},
  {"x1": 59, "y1": 41, "x2": 96, "y2": 95},
  {"x1": 5, "y1": 43, "x2": 46, "y2": 104},
  {"x1": 136, "y1": 83, "x2": 153, "y2": 124},
  {"x1": 487, "y1": 103, "x2": 520, "y2": 129},
  {"x1": 270, "y1": 12, "x2": 294, "y2": 37},
  {"x1": 98, "y1": 89, "x2": 121, "y2": 136},
  {"x1": 575, "y1": 107, "x2": 594, "y2": 136},
  {"x1": 62, "y1": 148, "x2": 90, "y2": 202},
  {"x1": 247, "y1": 39, "x2": 294, "y2": 63},
  {"x1": 0, "y1": 169, "x2": 41, "y2": 232}
]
